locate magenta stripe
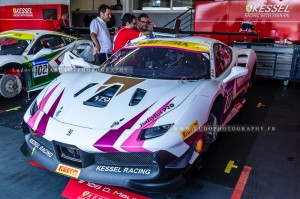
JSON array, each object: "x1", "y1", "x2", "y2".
[
  {"x1": 39, "y1": 83, "x2": 60, "y2": 110},
  {"x1": 48, "y1": 89, "x2": 65, "y2": 117},
  {"x1": 121, "y1": 98, "x2": 174, "y2": 152},
  {"x1": 27, "y1": 110, "x2": 41, "y2": 129},
  {"x1": 93, "y1": 108, "x2": 149, "y2": 152},
  {"x1": 35, "y1": 114, "x2": 50, "y2": 136}
]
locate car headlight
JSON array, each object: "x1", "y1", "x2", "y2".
[
  {"x1": 30, "y1": 100, "x2": 38, "y2": 116},
  {"x1": 139, "y1": 124, "x2": 174, "y2": 140}
]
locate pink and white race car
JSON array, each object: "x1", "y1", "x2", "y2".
[{"x1": 21, "y1": 34, "x2": 257, "y2": 192}]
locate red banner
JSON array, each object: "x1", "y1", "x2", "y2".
[
  {"x1": 0, "y1": 4, "x2": 69, "y2": 32},
  {"x1": 194, "y1": 0, "x2": 300, "y2": 44},
  {"x1": 61, "y1": 179, "x2": 151, "y2": 199}
]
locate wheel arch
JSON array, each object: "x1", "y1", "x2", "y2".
[{"x1": 1, "y1": 63, "x2": 24, "y2": 78}]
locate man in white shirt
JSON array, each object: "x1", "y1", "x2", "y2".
[{"x1": 90, "y1": 4, "x2": 113, "y2": 65}]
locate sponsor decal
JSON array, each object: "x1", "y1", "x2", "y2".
[
  {"x1": 95, "y1": 96, "x2": 111, "y2": 103},
  {"x1": 78, "y1": 191, "x2": 108, "y2": 199},
  {"x1": 136, "y1": 40, "x2": 210, "y2": 52},
  {"x1": 56, "y1": 164, "x2": 81, "y2": 178},
  {"x1": 12, "y1": 7, "x2": 33, "y2": 17},
  {"x1": 66, "y1": 129, "x2": 73, "y2": 136},
  {"x1": 0, "y1": 32, "x2": 35, "y2": 40},
  {"x1": 95, "y1": 166, "x2": 151, "y2": 175},
  {"x1": 62, "y1": 179, "x2": 150, "y2": 199},
  {"x1": 32, "y1": 59, "x2": 49, "y2": 78},
  {"x1": 140, "y1": 103, "x2": 174, "y2": 127},
  {"x1": 29, "y1": 138, "x2": 53, "y2": 158},
  {"x1": 95, "y1": 76, "x2": 145, "y2": 95},
  {"x1": 180, "y1": 120, "x2": 200, "y2": 140},
  {"x1": 245, "y1": 3, "x2": 290, "y2": 18}
]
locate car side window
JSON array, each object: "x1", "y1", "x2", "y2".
[
  {"x1": 63, "y1": 36, "x2": 75, "y2": 45},
  {"x1": 28, "y1": 35, "x2": 66, "y2": 55},
  {"x1": 214, "y1": 43, "x2": 232, "y2": 77}
]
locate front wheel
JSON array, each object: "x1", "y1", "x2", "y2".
[
  {"x1": 0, "y1": 74, "x2": 22, "y2": 98},
  {"x1": 202, "y1": 113, "x2": 218, "y2": 152}
]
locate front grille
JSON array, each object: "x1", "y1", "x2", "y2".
[{"x1": 95, "y1": 152, "x2": 157, "y2": 167}]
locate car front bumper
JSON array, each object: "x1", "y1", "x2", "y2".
[{"x1": 21, "y1": 121, "x2": 196, "y2": 193}]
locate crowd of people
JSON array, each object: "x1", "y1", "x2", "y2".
[
  {"x1": 90, "y1": 4, "x2": 156, "y2": 64},
  {"x1": 41, "y1": 4, "x2": 156, "y2": 65}
]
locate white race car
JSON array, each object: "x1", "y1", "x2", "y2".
[
  {"x1": 21, "y1": 34, "x2": 257, "y2": 192},
  {"x1": 0, "y1": 30, "x2": 92, "y2": 98}
]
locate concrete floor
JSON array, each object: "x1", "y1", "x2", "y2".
[{"x1": 0, "y1": 79, "x2": 299, "y2": 199}]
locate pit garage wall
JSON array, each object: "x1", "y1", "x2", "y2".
[
  {"x1": 0, "y1": 1, "x2": 69, "y2": 32},
  {"x1": 194, "y1": 0, "x2": 300, "y2": 44}
]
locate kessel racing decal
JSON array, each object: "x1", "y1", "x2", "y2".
[
  {"x1": 29, "y1": 138, "x2": 54, "y2": 158},
  {"x1": 96, "y1": 166, "x2": 151, "y2": 175}
]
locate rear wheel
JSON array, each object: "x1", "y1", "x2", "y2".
[{"x1": 0, "y1": 74, "x2": 22, "y2": 98}]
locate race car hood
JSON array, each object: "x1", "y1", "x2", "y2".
[{"x1": 37, "y1": 72, "x2": 204, "y2": 130}]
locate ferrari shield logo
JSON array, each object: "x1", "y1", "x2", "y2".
[
  {"x1": 66, "y1": 129, "x2": 73, "y2": 136},
  {"x1": 246, "y1": 5, "x2": 252, "y2": 13}
]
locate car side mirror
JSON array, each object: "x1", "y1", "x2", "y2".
[
  {"x1": 33, "y1": 48, "x2": 53, "y2": 59},
  {"x1": 70, "y1": 57, "x2": 93, "y2": 69},
  {"x1": 223, "y1": 66, "x2": 248, "y2": 84}
]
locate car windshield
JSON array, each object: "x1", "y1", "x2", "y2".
[
  {"x1": 71, "y1": 40, "x2": 95, "y2": 62},
  {"x1": 0, "y1": 37, "x2": 30, "y2": 55},
  {"x1": 100, "y1": 47, "x2": 210, "y2": 80}
]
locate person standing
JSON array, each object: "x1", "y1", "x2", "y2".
[
  {"x1": 41, "y1": 14, "x2": 56, "y2": 31},
  {"x1": 90, "y1": 4, "x2": 113, "y2": 65},
  {"x1": 112, "y1": 13, "x2": 150, "y2": 54},
  {"x1": 54, "y1": 12, "x2": 69, "y2": 32},
  {"x1": 137, "y1": 13, "x2": 156, "y2": 33}
]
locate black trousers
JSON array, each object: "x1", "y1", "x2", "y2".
[{"x1": 95, "y1": 53, "x2": 111, "y2": 65}]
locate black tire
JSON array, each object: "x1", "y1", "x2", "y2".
[
  {"x1": 0, "y1": 74, "x2": 22, "y2": 98},
  {"x1": 202, "y1": 98, "x2": 223, "y2": 152}
]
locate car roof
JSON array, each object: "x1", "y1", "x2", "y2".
[
  {"x1": 135, "y1": 35, "x2": 222, "y2": 52},
  {"x1": 0, "y1": 29, "x2": 77, "y2": 40}
]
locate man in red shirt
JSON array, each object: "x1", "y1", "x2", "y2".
[
  {"x1": 53, "y1": 12, "x2": 69, "y2": 32},
  {"x1": 112, "y1": 13, "x2": 150, "y2": 54},
  {"x1": 41, "y1": 14, "x2": 56, "y2": 31}
]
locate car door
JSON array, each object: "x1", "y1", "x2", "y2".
[
  {"x1": 24, "y1": 34, "x2": 76, "y2": 91},
  {"x1": 212, "y1": 42, "x2": 235, "y2": 114}
]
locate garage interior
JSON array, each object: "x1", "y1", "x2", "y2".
[{"x1": 0, "y1": 0, "x2": 300, "y2": 199}]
